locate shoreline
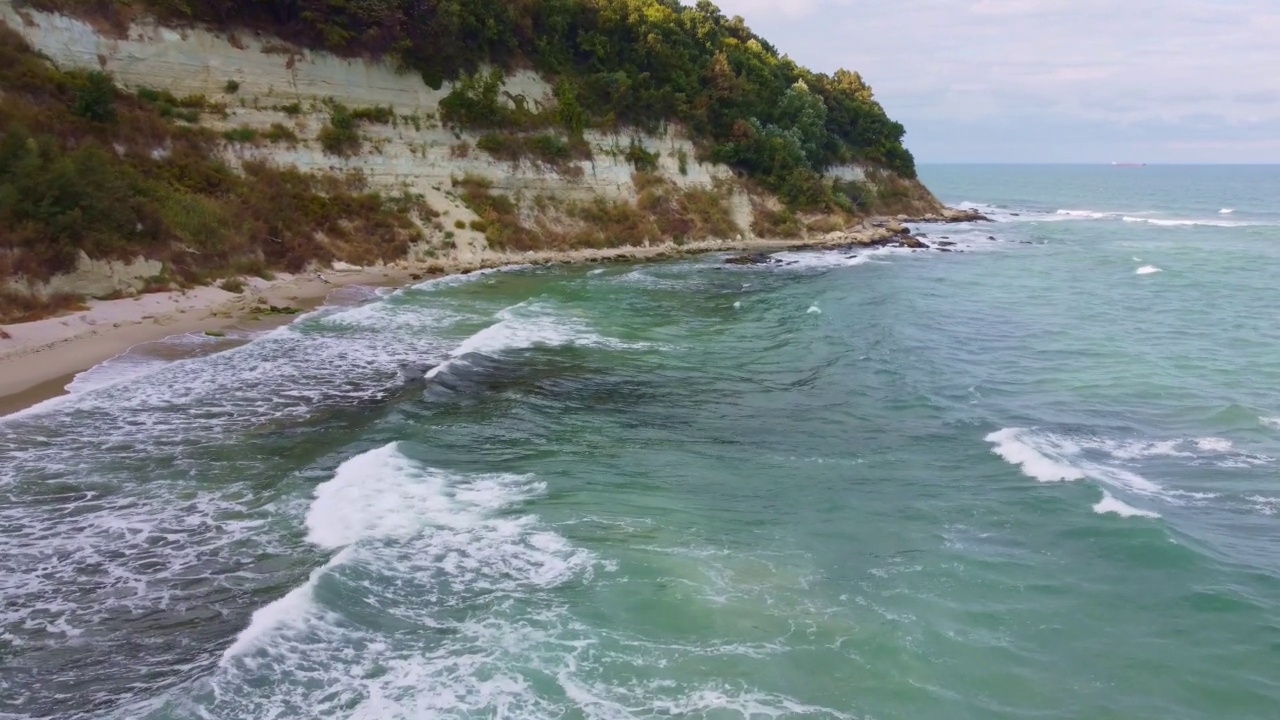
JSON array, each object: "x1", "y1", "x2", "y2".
[{"x1": 0, "y1": 217, "x2": 983, "y2": 418}]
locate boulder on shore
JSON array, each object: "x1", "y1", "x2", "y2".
[{"x1": 724, "y1": 252, "x2": 778, "y2": 266}]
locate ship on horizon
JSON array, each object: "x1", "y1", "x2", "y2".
[{"x1": 1111, "y1": 161, "x2": 1147, "y2": 167}]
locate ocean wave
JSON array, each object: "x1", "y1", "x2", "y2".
[
  {"x1": 1062, "y1": 433, "x2": 1267, "y2": 471},
  {"x1": 1121, "y1": 216, "x2": 1268, "y2": 228},
  {"x1": 955, "y1": 201, "x2": 1025, "y2": 222},
  {"x1": 1246, "y1": 496, "x2": 1279, "y2": 516},
  {"x1": 1136, "y1": 265, "x2": 1162, "y2": 275},
  {"x1": 2, "y1": 287, "x2": 460, "y2": 428},
  {"x1": 1043, "y1": 208, "x2": 1274, "y2": 228},
  {"x1": 984, "y1": 428, "x2": 1245, "y2": 516},
  {"x1": 204, "y1": 442, "x2": 603, "y2": 717},
  {"x1": 1056, "y1": 208, "x2": 1119, "y2": 220},
  {"x1": 984, "y1": 428, "x2": 1085, "y2": 483},
  {"x1": 0, "y1": 331, "x2": 250, "y2": 423},
  {"x1": 1094, "y1": 490, "x2": 1160, "y2": 518},
  {"x1": 221, "y1": 442, "x2": 563, "y2": 665},
  {"x1": 761, "y1": 234, "x2": 1008, "y2": 272},
  {"x1": 425, "y1": 300, "x2": 642, "y2": 382}
]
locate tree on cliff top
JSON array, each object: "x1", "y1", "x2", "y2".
[{"x1": 27, "y1": 0, "x2": 918, "y2": 205}]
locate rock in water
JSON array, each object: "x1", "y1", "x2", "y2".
[
  {"x1": 724, "y1": 252, "x2": 778, "y2": 266},
  {"x1": 400, "y1": 362, "x2": 436, "y2": 383}
]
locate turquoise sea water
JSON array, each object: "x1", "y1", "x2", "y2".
[{"x1": 2, "y1": 165, "x2": 1280, "y2": 719}]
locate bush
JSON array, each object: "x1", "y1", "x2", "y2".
[
  {"x1": 0, "y1": 31, "x2": 423, "y2": 301},
  {"x1": 439, "y1": 69, "x2": 508, "y2": 129},
  {"x1": 529, "y1": 133, "x2": 571, "y2": 162},
  {"x1": 219, "y1": 277, "x2": 246, "y2": 293},
  {"x1": 57, "y1": 0, "x2": 922, "y2": 197},
  {"x1": 263, "y1": 123, "x2": 299, "y2": 144},
  {"x1": 624, "y1": 140, "x2": 659, "y2": 172},
  {"x1": 350, "y1": 105, "x2": 394, "y2": 124},
  {"x1": 319, "y1": 103, "x2": 361, "y2": 156},
  {"x1": 224, "y1": 79, "x2": 240, "y2": 94},
  {"x1": 222, "y1": 126, "x2": 258, "y2": 143},
  {"x1": 475, "y1": 131, "x2": 580, "y2": 170},
  {"x1": 71, "y1": 70, "x2": 116, "y2": 122}
]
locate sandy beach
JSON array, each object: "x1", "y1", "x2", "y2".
[
  {"x1": 1, "y1": 235, "x2": 886, "y2": 417},
  {"x1": 0, "y1": 267, "x2": 410, "y2": 416}
]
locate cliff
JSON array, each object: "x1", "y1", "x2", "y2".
[{"x1": 0, "y1": 0, "x2": 945, "y2": 321}]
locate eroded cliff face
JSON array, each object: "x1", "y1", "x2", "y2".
[{"x1": 0, "y1": 0, "x2": 941, "y2": 298}]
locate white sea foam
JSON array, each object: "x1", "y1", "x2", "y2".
[
  {"x1": 764, "y1": 233, "x2": 1004, "y2": 273},
  {"x1": 1, "y1": 332, "x2": 241, "y2": 422},
  {"x1": 1094, "y1": 491, "x2": 1160, "y2": 518},
  {"x1": 221, "y1": 442, "x2": 577, "y2": 672},
  {"x1": 954, "y1": 201, "x2": 1025, "y2": 223},
  {"x1": 411, "y1": 265, "x2": 513, "y2": 290},
  {"x1": 1095, "y1": 438, "x2": 1192, "y2": 460},
  {"x1": 1247, "y1": 496, "x2": 1279, "y2": 516},
  {"x1": 807, "y1": 305, "x2": 822, "y2": 315},
  {"x1": 733, "y1": 301, "x2": 742, "y2": 309},
  {"x1": 1065, "y1": 433, "x2": 1266, "y2": 472},
  {"x1": 425, "y1": 300, "x2": 634, "y2": 381},
  {"x1": 63, "y1": 333, "x2": 213, "y2": 395},
  {"x1": 1194, "y1": 437, "x2": 1235, "y2": 453},
  {"x1": 1136, "y1": 265, "x2": 1162, "y2": 275},
  {"x1": 219, "y1": 547, "x2": 353, "y2": 665},
  {"x1": 1260, "y1": 416, "x2": 1280, "y2": 430},
  {"x1": 1220, "y1": 208, "x2": 1235, "y2": 214},
  {"x1": 984, "y1": 427, "x2": 1256, "y2": 518},
  {"x1": 984, "y1": 428, "x2": 1085, "y2": 482},
  {"x1": 1047, "y1": 208, "x2": 1271, "y2": 228},
  {"x1": 305, "y1": 443, "x2": 451, "y2": 549},
  {"x1": 1123, "y1": 215, "x2": 1267, "y2": 228},
  {"x1": 1056, "y1": 208, "x2": 1118, "y2": 220}
]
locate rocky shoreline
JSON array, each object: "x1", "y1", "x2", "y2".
[
  {"x1": 725, "y1": 207, "x2": 991, "y2": 265},
  {"x1": 0, "y1": 208, "x2": 991, "y2": 416}
]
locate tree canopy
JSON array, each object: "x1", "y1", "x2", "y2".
[{"x1": 72, "y1": 0, "x2": 917, "y2": 204}]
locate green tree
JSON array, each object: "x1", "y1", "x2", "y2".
[{"x1": 71, "y1": 70, "x2": 116, "y2": 123}]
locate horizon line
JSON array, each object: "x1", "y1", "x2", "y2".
[{"x1": 916, "y1": 161, "x2": 1280, "y2": 166}]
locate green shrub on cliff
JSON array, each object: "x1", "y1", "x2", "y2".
[
  {"x1": 44, "y1": 0, "x2": 918, "y2": 207},
  {"x1": 0, "y1": 25, "x2": 422, "y2": 321},
  {"x1": 71, "y1": 69, "x2": 116, "y2": 122},
  {"x1": 318, "y1": 102, "x2": 361, "y2": 155}
]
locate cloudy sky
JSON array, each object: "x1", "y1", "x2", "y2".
[{"x1": 707, "y1": 0, "x2": 1280, "y2": 163}]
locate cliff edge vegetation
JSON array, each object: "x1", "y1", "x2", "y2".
[
  {"x1": 23, "y1": 0, "x2": 919, "y2": 208},
  {"x1": 1, "y1": 0, "x2": 940, "y2": 323}
]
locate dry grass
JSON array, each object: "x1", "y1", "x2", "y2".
[
  {"x1": 0, "y1": 287, "x2": 89, "y2": 323},
  {"x1": 634, "y1": 173, "x2": 739, "y2": 241},
  {"x1": 863, "y1": 169, "x2": 944, "y2": 216},
  {"x1": 0, "y1": 26, "x2": 425, "y2": 307}
]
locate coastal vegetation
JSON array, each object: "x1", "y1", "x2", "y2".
[
  {"x1": 0, "y1": 24, "x2": 428, "y2": 321},
  {"x1": 0, "y1": 0, "x2": 936, "y2": 323},
  {"x1": 452, "y1": 171, "x2": 739, "y2": 251},
  {"x1": 25, "y1": 0, "x2": 918, "y2": 209}
]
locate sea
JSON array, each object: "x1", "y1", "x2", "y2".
[{"x1": 2, "y1": 164, "x2": 1279, "y2": 720}]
